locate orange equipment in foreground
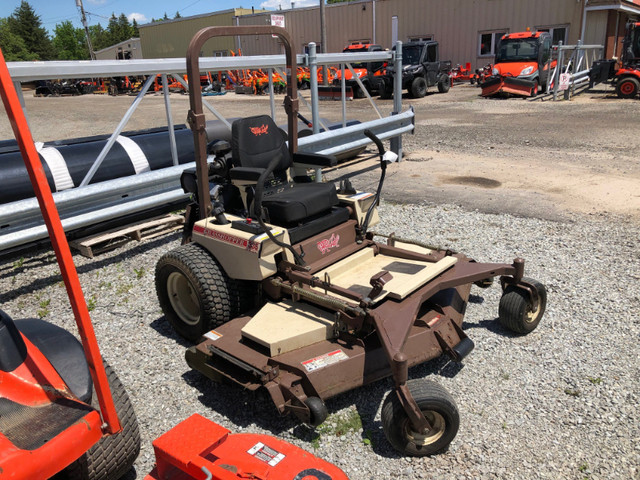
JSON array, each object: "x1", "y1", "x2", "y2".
[
  {"x1": 0, "y1": 47, "x2": 129, "y2": 479},
  {"x1": 146, "y1": 414, "x2": 349, "y2": 480},
  {"x1": 481, "y1": 30, "x2": 555, "y2": 97}
]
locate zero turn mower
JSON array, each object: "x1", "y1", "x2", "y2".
[{"x1": 155, "y1": 26, "x2": 548, "y2": 457}]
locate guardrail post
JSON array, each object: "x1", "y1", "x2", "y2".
[
  {"x1": 553, "y1": 41, "x2": 563, "y2": 101},
  {"x1": 161, "y1": 74, "x2": 179, "y2": 166},
  {"x1": 390, "y1": 40, "x2": 403, "y2": 160},
  {"x1": 308, "y1": 42, "x2": 320, "y2": 135}
]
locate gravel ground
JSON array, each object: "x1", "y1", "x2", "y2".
[
  {"x1": 1, "y1": 197, "x2": 638, "y2": 480},
  {"x1": 1, "y1": 85, "x2": 639, "y2": 479}
]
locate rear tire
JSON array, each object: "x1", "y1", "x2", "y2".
[
  {"x1": 155, "y1": 243, "x2": 256, "y2": 341},
  {"x1": 616, "y1": 77, "x2": 639, "y2": 99},
  {"x1": 410, "y1": 77, "x2": 427, "y2": 98},
  {"x1": 437, "y1": 75, "x2": 451, "y2": 93},
  {"x1": 381, "y1": 379, "x2": 459, "y2": 456},
  {"x1": 63, "y1": 362, "x2": 140, "y2": 480}
]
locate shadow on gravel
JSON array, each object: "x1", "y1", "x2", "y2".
[
  {"x1": 462, "y1": 318, "x2": 518, "y2": 338},
  {"x1": 0, "y1": 233, "x2": 178, "y2": 305},
  {"x1": 148, "y1": 316, "x2": 193, "y2": 348}
]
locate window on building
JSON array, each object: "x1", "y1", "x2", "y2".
[
  {"x1": 409, "y1": 35, "x2": 434, "y2": 42},
  {"x1": 479, "y1": 30, "x2": 507, "y2": 57},
  {"x1": 537, "y1": 25, "x2": 568, "y2": 45}
]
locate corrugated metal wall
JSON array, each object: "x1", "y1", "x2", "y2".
[
  {"x1": 374, "y1": 0, "x2": 583, "y2": 68},
  {"x1": 138, "y1": 0, "x2": 612, "y2": 68},
  {"x1": 139, "y1": 9, "x2": 257, "y2": 59},
  {"x1": 236, "y1": 0, "x2": 584, "y2": 68}
]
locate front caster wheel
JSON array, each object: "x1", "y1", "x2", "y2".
[
  {"x1": 381, "y1": 379, "x2": 459, "y2": 456},
  {"x1": 498, "y1": 277, "x2": 547, "y2": 334},
  {"x1": 305, "y1": 396, "x2": 328, "y2": 427}
]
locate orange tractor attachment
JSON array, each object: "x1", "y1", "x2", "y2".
[{"x1": 146, "y1": 414, "x2": 348, "y2": 480}]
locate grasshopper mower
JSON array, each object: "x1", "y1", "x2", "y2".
[{"x1": 155, "y1": 26, "x2": 547, "y2": 457}]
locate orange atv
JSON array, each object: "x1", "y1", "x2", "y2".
[
  {"x1": 332, "y1": 43, "x2": 386, "y2": 97},
  {"x1": 481, "y1": 31, "x2": 555, "y2": 97}
]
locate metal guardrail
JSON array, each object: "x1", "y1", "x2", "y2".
[
  {"x1": 547, "y1": 41, "x2": 604, "y2": 100},
  {"x1": 1, "y1": 44, "x2": 411, "y2": 252}
]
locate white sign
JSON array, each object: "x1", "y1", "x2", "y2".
[
  {"x1": 559, "y1": 73, "x2": 571, "y2": 91},
  {"x1": 271, "y1": 14, "x2": 285, "y2": 29}
]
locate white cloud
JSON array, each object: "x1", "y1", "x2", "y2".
[
  {"x1": 127, "y1": 12, "x2": 148, "y2": 23},
  {"x1": 86, "y1": 0, "x2": 108, "y2": 5},
  {"x1": 260, "y1": 0, "x2": 319, "y2": 10}
]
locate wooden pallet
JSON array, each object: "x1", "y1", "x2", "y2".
[{"x1": 70, "y1": 214, "x2": 184, "y2": 258}]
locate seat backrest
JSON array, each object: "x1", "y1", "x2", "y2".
[{"x1": 231, "y1": 115, "x2": 291, "y2": 173}]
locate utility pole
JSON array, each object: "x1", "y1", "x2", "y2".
[
  {"x1": 76, "y1": 0, "x2": 96, "y2": 60},
  {"x1": 320, "y1": 0, "x2": 328, "y2": 85}
]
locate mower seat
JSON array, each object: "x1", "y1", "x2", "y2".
[{"x1": 230, "y1": 115, "x2": 339, "y2": 226}]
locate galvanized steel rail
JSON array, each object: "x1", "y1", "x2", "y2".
[{"x1": 1, "y1": 44, "x2": 411, "y2": 252}]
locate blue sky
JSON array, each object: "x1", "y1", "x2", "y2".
[{"x1": 0, "y1": 0, "x2": 320, "y2": 33}]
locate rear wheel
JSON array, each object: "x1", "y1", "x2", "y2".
[
  {"x1": 437, "y1": 74, "x2": 451, "y2": 93},
  {"x1": 155, "y1": 243, "x2": 256, "y2": 341},
  {"x1": 62, "y1": 362, "x2": 140, "y2": 480},
  {"x1": 410, "y1": 77, "x2": 427, "y2": 98},
  {"x1": 616, "y1": 77, "x2": 639, "y2": 99},
  {"x1": 381, "y1": 379, "x2": 459, "y2": 456}
]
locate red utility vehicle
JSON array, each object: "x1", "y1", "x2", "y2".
[{"x1": 481, "y1": 30, "x2": 555, "y2": 97}]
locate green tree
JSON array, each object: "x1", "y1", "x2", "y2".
[
  {"x1": 117, "y1": 13, "x2": 132, "y2": 41},
  {"x1": 6, "y1": 1, "x2": 55, "y2": 60},
  {"x1": 163, "y1": 12, "x2": 169, "y2": 21},
  {"x1": 174, "y1": 11, "x2": 181, "y2": 19},
  {"x1": 0, "y1": 17, "x2": 38, "y2": 61},
  {"x1": 131, "y1": 18, "x2": 139, "y2": 37},
  {"x1": 89, "y1": 23, "x2": 109, "y2": 51},
  {"x1": 53, "y1": 20, "x2": 88, "y2": 60}
]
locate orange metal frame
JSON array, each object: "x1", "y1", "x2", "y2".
[{"x1": 0, "y1": 49, "x2": 121, "y2": 436}]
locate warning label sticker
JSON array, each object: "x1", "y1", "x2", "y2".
[
  {"x1": 247, "y1": 442, "x2": 285, "y2": 466},
  {"x1": 204, "y1": 330, "x2": 222, "y2": 341},
  {"x1": 302, "y1": 349, "x2": 349, "y2": 373},
  {"x1": 349, "y1": 192, "x2": 374, "y2": 201}
]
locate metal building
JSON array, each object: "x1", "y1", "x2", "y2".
[
  {"x1": 139, "y1": 8, "x2": 266, "y2": 59},
  {"x1": 139, "y1": 0, "x2": 640, "y2": 67},
  {"x1": 94, "y1": 38, "x2": 142, "y2": 60}
]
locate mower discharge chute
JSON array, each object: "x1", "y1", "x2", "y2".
[{"x1": 155, "y1": 25, "x2": 548, "y2": 457}]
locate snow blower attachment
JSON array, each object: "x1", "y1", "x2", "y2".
[{"x1": 155, "y1": 25, "x2": 548, "y2": 457}]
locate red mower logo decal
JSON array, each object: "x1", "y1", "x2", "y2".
[
  {"x1": 317, "y1": 234, "x2": 340, "y2": 254},
  {"x1": 250, "y1": 124, "x2": 269, "y2": 136}
]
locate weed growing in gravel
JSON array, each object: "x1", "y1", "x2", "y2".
[
  {"x1": 116, "y1": 282, "x2": 133, "y2": 295},
  {"x1": 564, "y1": 387, "x2": 581, "y2": 397},
  {"x1": 500, "y1": 370, "x2": 510, "y2": 380},
  {"x1": 12, "y1": 257, "x2": 24, "y2": 269},
  {"x1": 37, "y1": 298, "x2": 51, "y2": 318},
  {"x1": 134, "y1": 267, "x2": 146, "y2": 279},
  {"x1": 311, "y1": 409, "x2": 367, "y2": 449},
  {"x1": 587, "y1": 376, "x2": 602, "y2": 385},
  {"x1": 87, "y1": 295, "x2": 97, "y2": 312}
]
